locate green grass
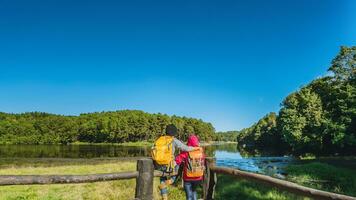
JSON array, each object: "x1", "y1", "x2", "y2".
[
  {"x1": 215, "y1": 175, "x2": 309, "y2": 200},
  {"x1": 285, "y1": 162, "x2": 356, "y2": 197},
  {"x1": 0, "y1": 160, "x2": 137, "y2": 200},
  {"x1": 214, "y1": 161, "x2": 356, "y2": 200}
]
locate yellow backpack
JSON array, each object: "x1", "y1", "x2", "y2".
[
  {"x1": 186, "y1": 148, "x2": 205, "y2": 178},
  {"x1": 151, "y1": 136, "x2": 174, "y2": 169}
]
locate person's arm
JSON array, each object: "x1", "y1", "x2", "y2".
[
  {"x1": 175, "y1": 152, "x2": 187, "y2": 165},
  {"x1": 173, "y1": 138, "x2": 196, "y2": 152}
]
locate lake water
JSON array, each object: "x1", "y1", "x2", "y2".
[{"x1": 0, "y1": 144, "x2": 294, "y2": 175}]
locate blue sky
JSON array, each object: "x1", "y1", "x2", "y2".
[{"x1": 0, "y1": 0, "x2": 355, "y2": 131}]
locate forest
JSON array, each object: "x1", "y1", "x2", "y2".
[
  {"x1": 0, "y1": 110, "x2": 215, "y2": 144},
  {"x1": 236, "y1": 46, "x2": 356, "y2": 156},
  {"x1": 215, "y1": 131, "x2": 239, "y2": 142}
]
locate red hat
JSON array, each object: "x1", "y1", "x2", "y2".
[{"x1": 187, "y1": 135, "x2": 199, "y2": 147}]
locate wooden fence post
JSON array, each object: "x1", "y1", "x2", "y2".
[
  {"x1": 135, "y1": 158, "x2": 154, "y2": 200},
  {"x1": 203, "y1": 157, "x2": 217, "y2": 200}
]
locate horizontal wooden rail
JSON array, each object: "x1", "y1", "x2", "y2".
[
  {"x1": 0, "y1": 172, "x2": 138, "y2": 186},
  {"x1": 210, "y1": 166, "x2": 356, "y2": 200},
  {"x1": 0, "y1": 170, "x2": 176, "y2": 186}
]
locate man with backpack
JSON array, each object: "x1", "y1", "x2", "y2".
[{"x1": 151, "y1": 124, "x2": 199, "y2": 200}]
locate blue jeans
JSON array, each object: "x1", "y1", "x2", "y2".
[
  {"x1": 159, "y1": 176, "x2": 177, "y2": 196},
  {"x1": 184, "y1": 181, "x2": 201, "y2": 200}
]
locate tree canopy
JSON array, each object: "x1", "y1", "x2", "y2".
[
  {"x1": 215, "y1": 131, "x2": 239, "y2": 142},
  {"x1": 0, "y1": 110, "x2": 215, "y2": 144}
]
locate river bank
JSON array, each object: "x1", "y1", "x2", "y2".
[
  {"x1": 71, "y1": 140, "x2": 236, "y2": 146},
  {"x1": 71, "y1": 141, "x2": 153, "y2": 146}
]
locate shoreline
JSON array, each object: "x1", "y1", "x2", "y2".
[{"x1": 1, "y1": 140, "x2": 238, "y2": 147}]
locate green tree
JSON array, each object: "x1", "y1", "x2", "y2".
[{"x1": 278, "y1": 87, "x2": 323, "y2": 154}]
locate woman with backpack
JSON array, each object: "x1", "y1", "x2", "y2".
[{"x1": 175, "y1": 135, "x2": 205, "y2": 200}]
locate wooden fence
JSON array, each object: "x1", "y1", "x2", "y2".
[
  {"x1": 1, "y1": 158, "x2": 356, "y2": 200},
  {"x1": 0, "y1": 158, "x2": 154, "y2": 200},
  {"x1": 204, "y1": 158, "x2": 356, "y2": 200}
]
